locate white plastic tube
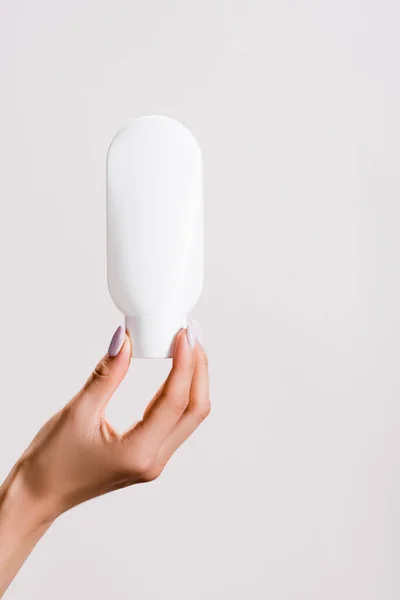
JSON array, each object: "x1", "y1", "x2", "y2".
[{"x1": 106, "y1": 115, "x2": 203, "y2": 358}]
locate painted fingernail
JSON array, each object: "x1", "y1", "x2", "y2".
[
  {"x1": 186, "y1": 321, "x2": 202, "y2": 349},
  {"x1": 108, "y1": 326, "x2": 125, "y2": 357}
]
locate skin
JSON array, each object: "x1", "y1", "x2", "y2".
[{"x1": 0, "y1": 327, "x2": 210, "y2": 597}]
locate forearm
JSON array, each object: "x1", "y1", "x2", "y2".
[{"x1": 0, "y1": 463, "x2": 53, "y2": 598}]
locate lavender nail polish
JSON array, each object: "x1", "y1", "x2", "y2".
[
  {"x1": 186, "y1": 321, "x2": 202, "y2": 349},
  {"x1": 108, "y1": 326, "x2": 125, "y2": 357}
]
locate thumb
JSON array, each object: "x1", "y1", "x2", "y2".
[{"x1": 80, "y1": 326, "x2": 131, "y2": 411}]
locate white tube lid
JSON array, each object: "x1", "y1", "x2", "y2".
[{"x1": 125, "y1": 314, "x2": 187, "y2": 358}]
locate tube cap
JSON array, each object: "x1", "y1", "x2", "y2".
[{"x1": 125, "y1": 314, "x2": 187, "y2": 358}]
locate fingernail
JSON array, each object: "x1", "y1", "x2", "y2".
[
  {"x1": 108, "y1": 326, "x2": 125, "y2": 357},
  {"x1": 186, "y1": 321, "x2": 202, "y2": 349}
]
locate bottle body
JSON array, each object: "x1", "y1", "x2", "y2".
[{"x1": 106, "y1": 115, "x2": 203, "y2": 358}]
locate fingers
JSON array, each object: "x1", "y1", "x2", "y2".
[
  {"x1": 79, "y1": 326, "x2": 131, "y2": 412},
  {"x1": 142, "y1": 381, "x2": 165, "y2": 420},
  {"x1": 123, "y1": 326, "x2": 197, "y2": 449},
  {"x1": 159, "y1": 343, "x2": 210, "y2": 462}
]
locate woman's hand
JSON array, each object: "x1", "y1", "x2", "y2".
[{"x1": 0, "y1": 322, "x2": 210, "y2": 596}]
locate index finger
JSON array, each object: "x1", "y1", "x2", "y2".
[{"x1": 123, "y1": 325, "x2": 199, "y2": 450}]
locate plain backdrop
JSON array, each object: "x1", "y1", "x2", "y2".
[{"x1": 0, "y1": 1, "x2": 400, "y2": 598}]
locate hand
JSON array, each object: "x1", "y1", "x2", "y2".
[
  {"x1": 21, "y1": 322, "x2": 209, "y2": 519},
  {"x1": 0, "y1": 322, "x2": 210, "y2": 596}
]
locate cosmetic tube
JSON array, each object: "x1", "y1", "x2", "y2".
[{"x1": 106, "y1": 115, "x2": 203, "y2": 358}]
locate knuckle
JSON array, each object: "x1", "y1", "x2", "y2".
[
  {"x1": 84, "y1": 358, "x2": 111, "y2": 390},
  {"x1": 93, "y1": 357, "x2": 111, "y2": 380},
  {"x1": 194, "y1": 399, "x2": 211, "y2": 421},
  {"x1": 133, "y1": 452, "x2": 155, "y2": 476},
  {"x1": 170, "y1": 393, "x2": 189, "y2": 414},
  {"x1": 141, "y1": 463, "x2": 164, "y2": 483},
  {"x1": 128, "y1": 449, "x2": 164, "y2": 483}
]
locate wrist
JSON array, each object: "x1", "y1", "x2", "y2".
[
  {"x1": 0, "y1": 463, "x2": 54, "y2": 598},
  {"x1": 0, "y1": 461, "x2": 56, "y2": 536}
]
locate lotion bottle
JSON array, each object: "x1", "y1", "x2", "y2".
[{"x1": 107, "y1": 115, "x2": 203, "y2": 358}]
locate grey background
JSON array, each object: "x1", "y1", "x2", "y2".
[{"x1": 0, "y1": 1, "x2": 400, "y2": 598}]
